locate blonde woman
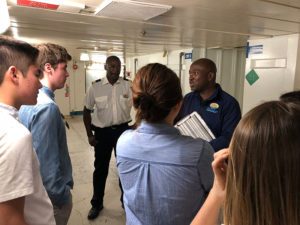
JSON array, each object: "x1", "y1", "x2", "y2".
[{"x1": 191, "y1": 101, "x2": 300, "y2": 225}]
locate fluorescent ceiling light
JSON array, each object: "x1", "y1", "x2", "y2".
[
  {"x1": 80, "y1": 53, "x2": 90, "y2": 61},
  {"x1": 0, "y1": 0, "x2": 10, "y2": 34},
  {"x1": 87, "y1": 63, "x2": 105, "y2": 70},
  {"x1": 95, "y1": 0, "x2": 172, "y2": 21},
  {"x1": 91, "y1": 55, "x2": 106, "y2": 63}
]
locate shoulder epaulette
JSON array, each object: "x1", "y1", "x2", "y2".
[{"x1": 92, "y1": 79, "x2": 101, "y2": 84}]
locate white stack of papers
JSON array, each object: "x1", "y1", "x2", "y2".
[{"x1": 175, "y1": 111, "x2": 215, "y2": 142}]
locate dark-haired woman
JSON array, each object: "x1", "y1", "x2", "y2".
[{"x1": 116, "y1": 63, "x2": 214, "y2": 225}]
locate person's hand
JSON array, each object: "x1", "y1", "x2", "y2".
[
  {"x1": 211, "y1": 148, "x2": 229, "y2": 202},
  {"x1": 88, "y1": 135, "x2": 98, "y2": 146}
]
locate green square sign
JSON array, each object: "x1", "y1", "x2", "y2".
[{"x1": 246, "y1": 69, "x2": 259, "y2": 86}]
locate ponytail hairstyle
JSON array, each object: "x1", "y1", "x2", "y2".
[{"x1": 132, "y1": 63, "x2": 182, "y2": 124}]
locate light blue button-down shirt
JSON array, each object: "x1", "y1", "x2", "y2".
[
  {"x1": 117, "y1": 122, "x2": 214, "y2": 225},
  {"x1": 19, "y1": 86, "x2": 73, "y2": 206}
]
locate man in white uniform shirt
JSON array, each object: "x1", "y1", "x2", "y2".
[
  {"x1": 83, "y1": 56, "x2": 132, "y2": 220},
  {"x1": 0, "y1": 37, "x2": 55, "y2": 225}
]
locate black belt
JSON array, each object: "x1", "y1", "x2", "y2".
[{"x1": 92, "y1": 122, "x2": 129, "y2": 131}]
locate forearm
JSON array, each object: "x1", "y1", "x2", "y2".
[
  {"x1": 83, "y1": 107, "x2": 93, "y2": 137},
  {"x1": 190, "y1": 189, "x2": 223, "y2": 225}
]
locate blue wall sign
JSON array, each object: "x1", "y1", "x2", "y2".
[
  {"x1": 185, "y1": 53, "x2": 193, "y2": 59},
  {"x1": 246, "y1": 42, "x2": 263, "y2": 58}
]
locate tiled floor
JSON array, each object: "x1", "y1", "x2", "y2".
[{"x1": 66, "y1": 115, "x2": 126, "y2": 225}]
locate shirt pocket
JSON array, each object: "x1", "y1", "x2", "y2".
[
  {"x1": 119, "y1": 94, "x2": 131, "y2": 110},
  {"x1": 95, "y1": 96, "x2": 108, "y2": 109}
]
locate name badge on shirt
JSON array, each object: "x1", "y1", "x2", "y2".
[{"x1": 206, "y1": 103, "x2": 219, "y2": 113}]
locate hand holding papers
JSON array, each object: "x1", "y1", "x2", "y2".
[{"x1": 175, "y1": 111, "x2": 215, "y2": 142}]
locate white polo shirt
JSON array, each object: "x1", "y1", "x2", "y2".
[
  {"x1": 0, "y1": 103, "x2": 55, "y2": 225},
  {"x1": 84, "y1": 76, "x2": 132, "y2": 128}
]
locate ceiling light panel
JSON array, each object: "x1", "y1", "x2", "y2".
[{"x1": 95, "y1": 0, "x2": 172, "y2": 21}]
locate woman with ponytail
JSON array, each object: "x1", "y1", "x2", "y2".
[{"x1": 116, "y1": 63, "x2": 214, "y2": 225}]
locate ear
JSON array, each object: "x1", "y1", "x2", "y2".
[
  {"x1": 44, "y1": 63, "x2": 52, "y2": 74},
  {"x1": 7, "y1": 66, "x2": 20, "y2": 84},
  {"x1": 208, "y1": 72, "x2": 215, "y2": 82},
  {"x1": 104, "y1": 64, "x2": 107, "y2": 71}
]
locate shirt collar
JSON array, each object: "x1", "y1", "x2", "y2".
[
  {"x1": 137, "y1": 121, "x2": 181, "y2": 135},
  {"x1": 103, "y1": 76, "x2": 121, "y2": 85},
  {"x1": 0, "y1": 102, "x2": 19, "y2": 119},
  {"x1": 41, "y1": 86, "x2": 55, "y2": 100}
]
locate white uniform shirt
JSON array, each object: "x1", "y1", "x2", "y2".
[
  {"x1": 84, "y1": 76, "x2": 132, "y2": 128},
  {"x1": 0, "y1": 103, "x2": 55, "y2": 225}
]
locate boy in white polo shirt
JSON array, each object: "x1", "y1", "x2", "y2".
[{"x1": 0, "y1": 36, "x2": 55, "y2": 225}]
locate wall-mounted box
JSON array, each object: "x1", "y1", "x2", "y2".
[{"x1": 251, "y1": 58, "x2": 287, "y2": 69}]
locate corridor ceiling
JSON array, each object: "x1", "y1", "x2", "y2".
[{"x1": 6, "y1": 0, "x2": 300, "y2": 57}]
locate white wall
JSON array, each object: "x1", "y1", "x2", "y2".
[
  {"x1": 53, "y1": 54, "x2": 86, "y2": 115},
  {"x1": 243, "y1": 34, "x2": 300, "y2": 114},
  {"x1": 126, "y1": 48, "x2": 193, "y2": 95},
  {"x1": 206, "y1": 48, "x2": 246, "y2": 108}
]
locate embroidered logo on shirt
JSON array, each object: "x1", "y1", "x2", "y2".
[
  {"x1": 206, "y1": 103, "x2": 219, "y2": 113},
  {"x1": 123, "y1": 94, "x2": 129, "y2": 98},
  {"x1": 210, "y1": 103, "x2": 219, "y2": 109}
]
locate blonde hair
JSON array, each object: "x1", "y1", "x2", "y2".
[{"x1": 224, "y1": 101, "x2": 300, "y2": 225}]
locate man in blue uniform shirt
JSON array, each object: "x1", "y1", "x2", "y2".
[{"x1": 176, "y1": 58, "x2": 241, "y2": 151}]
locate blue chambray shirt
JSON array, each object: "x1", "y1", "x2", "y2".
[
  {"x1": 19, "y1": 86, "x2": 73, "y2": 206},
  {"x1": 116, "y1": 122, "x2": 214, "y2": 225}
]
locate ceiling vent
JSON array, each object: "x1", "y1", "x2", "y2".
[{"x1": 95, "y1": 0, "x2": 172, "y2": 21}]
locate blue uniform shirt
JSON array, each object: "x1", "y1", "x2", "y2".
[
  {"x1": 19, "y1": 86, "x2": 73, "y2": 206},
  {"x1": 117, "y1": 122, "x2": 214, "y2": 225},
  {"x1": 177, "y1": 84, "x2": 241, "y2": 151}
]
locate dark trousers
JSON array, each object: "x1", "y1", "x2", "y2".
[{"x1": 91, "y1": 123, "x2": 129, "y2": 208}]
